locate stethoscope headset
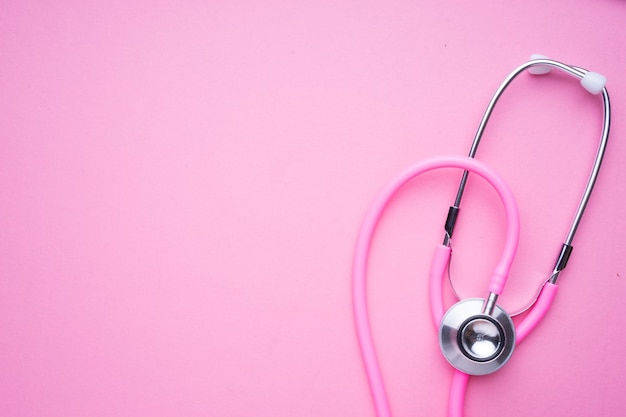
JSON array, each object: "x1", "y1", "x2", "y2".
[{"x1": 352, "y1": 55, "x2": 611, "y2": 417}]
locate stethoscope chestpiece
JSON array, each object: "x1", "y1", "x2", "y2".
[{"x1": 439, "y1": 298, "x2": 515, "y2": 375}]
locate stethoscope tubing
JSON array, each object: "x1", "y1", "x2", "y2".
[{"x1": 353, "y1": 155, "x2": 521, "y2": 417}]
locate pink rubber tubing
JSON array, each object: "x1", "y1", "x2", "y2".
[
  {"x1": 449, "y1": 370, "x2": 470, "y2": 417},
  {"x1": 429, "y1": 245, "x2": 452, "y2": 330},
  {"x1": 516, "y1": 282, "x2": 559, "y2": 343},
  {"x1": 352, "y1": 155, "x2": 520, "y2": 417}
]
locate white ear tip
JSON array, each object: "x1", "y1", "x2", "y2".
[
  {"x1": 581, "y1": 71, "x2": 606, "y2": 95},
  {"x1": 528, "y1": 54, "x2": 552, "y2": 75}
]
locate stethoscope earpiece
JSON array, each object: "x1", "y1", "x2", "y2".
[
  {"x1": 528, "y1": 53, "x2": 607, "y2": 94},
  {"x1": 439, "y1": 299, "x2": 515, "y2": 375}
]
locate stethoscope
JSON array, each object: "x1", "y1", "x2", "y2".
[{"x1": 352, "y1": 55, "x2": 611, "y2": 417}]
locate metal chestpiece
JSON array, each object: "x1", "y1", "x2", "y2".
[{"x1": 439, "y1": 298, "x2": 515, "y2": 375}]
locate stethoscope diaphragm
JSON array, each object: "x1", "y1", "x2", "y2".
[{"x1": 439, "y1": 298, "x2": 515, "y2": 375}]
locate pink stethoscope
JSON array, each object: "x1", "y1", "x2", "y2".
[{"x1": 352, "y1": 56, "x2": 611, "y2": 417}]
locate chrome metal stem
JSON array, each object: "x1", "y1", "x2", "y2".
[{"x1": 482, "y1": 292, "x2": 499, "y2": 316}]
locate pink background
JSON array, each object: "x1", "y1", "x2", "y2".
[{"x1": 1, "y1": 1, "x2": 625, "y2": 416}]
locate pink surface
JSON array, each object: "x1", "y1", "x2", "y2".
[{"x1": 1, "y1": 1, "x2": 625, "y2": 416}]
